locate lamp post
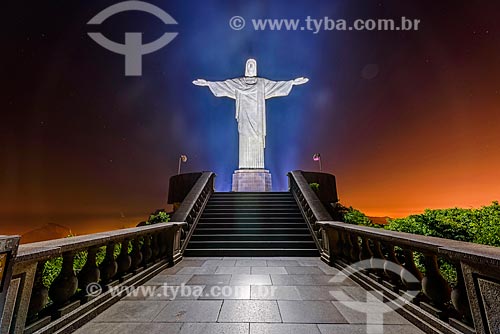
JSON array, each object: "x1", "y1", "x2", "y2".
[
  {"x1": 177, "y1": 154, "x2": 188, "y2": 174},
  {"x1": 313, "y1": 153, "x2": 322, "y2": 172}
]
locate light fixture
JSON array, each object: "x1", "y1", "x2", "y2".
[
  {"x1": 312, "y1": 153, "x2": 322, "y2": 172},
  {"x1": 178, "y1": 154, "x2": 188, "y2": 174}
]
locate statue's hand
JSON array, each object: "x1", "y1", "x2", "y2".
[
  {"x1": 192, "y1": 79, "x2": 209, "y2": 86},
  {"x1": 293, "y1": 77, "x2": 309, "y2": 85}
]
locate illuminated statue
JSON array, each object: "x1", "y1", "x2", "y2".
[{"x1": 193, "y1": 58, "x2": 308, "y2": 191}]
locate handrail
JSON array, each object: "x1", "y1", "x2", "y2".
[
  {"x1": 2, "y1": 222, "x2": 186, "y2": 334},
  {"x1": 170, "y1": 171, "x2": 215, "y2": 253},
  {"x1": 288, "y1": 170, "x2": 332, "y2": 252},
  {"x1": 317, "y1": 220, "x2": 500, "y2": 334}
]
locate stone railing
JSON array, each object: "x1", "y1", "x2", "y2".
[
  {"x1": 287, "y1": 170, "x2": 333, "y2": 251},
  {"x1": 317, "y1": 221, "x2": 500, "y2": 334},
  {"x1": 170, "y1": 171, "x2": 215, "y2": 253},
  {"x1": 1, "y1": 222, "x2": 185, "y2": 334}
]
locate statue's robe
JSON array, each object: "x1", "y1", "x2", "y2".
[{"x1": 207, "y1": 77, "x2": 294, "y2": 169}]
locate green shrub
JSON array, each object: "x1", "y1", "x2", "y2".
[
  {"x1": 147, "y1": 210, "x2": 170, "y2": 224},
  {"x1": 343, "y1": 207, "x2": 380, "y2": 228},
  {"x1": 309, "y1": 183, "x2": 320, "y2": 192}
]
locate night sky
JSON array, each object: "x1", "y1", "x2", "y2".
[{"x1": 2, "y1": 0, "x2": 500, "y2": 236}]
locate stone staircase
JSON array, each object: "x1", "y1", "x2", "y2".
[{"x1": 184, "y1": 192, "x2": 319, "y2": 256}]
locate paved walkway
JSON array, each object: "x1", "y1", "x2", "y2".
[{"x1": 75, "y1": 257, "x2": 425, "y2": 334}]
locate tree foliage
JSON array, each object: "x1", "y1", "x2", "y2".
[{"x1": 386, "y1": 201, "x2": 500, "y2": 247}]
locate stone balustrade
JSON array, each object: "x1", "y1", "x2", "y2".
[
  {"x1": 288, "y1": 170, "x2": 333, "y2": 250},
  {"x1": 171, "y1": 171, "x2": 215, "y2": 252},
  {"x1": 1, "y1": 222, "x2": 185, "y2": 334},
  {"x1": 316, "y1": 221, "x2": 500, "y2": 334}
]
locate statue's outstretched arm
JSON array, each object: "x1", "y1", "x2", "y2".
[
  {"x1": 192, "y1": 79, "x2": 209, "y2": 86},
  {"x1": 292, "y1": 77, "x2": 309, "y2": 85},
  {"x1": 264, "y1": 77, "x2": 308, "y2": 99},
  {"x1": 193, "y1": 78, "x2": 238, "y2": 99}
]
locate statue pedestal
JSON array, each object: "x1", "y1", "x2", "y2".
[{"x1": 232, "y1": 169, "x2": 272, "y2": 192}]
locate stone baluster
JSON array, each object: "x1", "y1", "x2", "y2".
[
  {"x1": 78, "y1": 246, "x2": 100, "y2": 291},
  {"x1": 384, "y1": 243, "x2": 402, "y2": 285},
  {"x1": 340, "y1": 232, "x2": 351, "y2": 260},
  {"x1": 422, "y1": 253, "x2": 451, "y2": 307},
  {"x1": 28, "y1": 261, "x2": 49, "y2": 319},
  {"x1": 141, "y1": 235, "x2": 153, "y2": 266},
  {"x1": 151, "y1": 233, "x2": 160, "y2": 261},
  {"x1": 116, "y1": 240, "x2": 132, "y2": 277},
  {"x1": 349, "y1": 234, "x2": 361, "y2": 263},
  {"x1": 158, "y1": 231, "x2": 167, "y2": 257},
  {"x1": 401, "y1": 249, "x2": 423, "y2": 290},
  {"x1": 49, "y1": 251, "x2": 78, "y2": 306},
  {"x1": 451, "y1": 263, "x2": 472, "y2": 323},
  {"x1": 99, "y1": 243, "x2": 118, "y2": 284},
  {"x1": 129, "y1": 238, "x2": 143, "y2": 271},
  {"x1": 359, "y1": 236, "x2": 373, "y2": 261},
  {"x1": 370, "y1": 240, "x2": 388, "y2": 280}
]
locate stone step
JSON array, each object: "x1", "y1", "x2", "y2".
[
  {"x1": 196, "y1": 222, "x2": 307, "y2": 229},
  {"x1": 187, "y1": 240, "x2": 317, "y2": 249},
  {"x1": 190, "y1": 234, "x2": 313, "y2": 241},
  {"x1": 184, "y1": 248, "x2": 319, "y2": 257},
  {"x1": 201, "y1": 212, "x2": 303, "y2": 218},
  {"x1": 193, "y1": 228, "x2": 310, "y2": 234}
]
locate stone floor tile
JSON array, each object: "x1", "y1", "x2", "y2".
[
  {"x1": 143, "y1": 274, "x2": 193, "y2": 286},
  {"x1": 340, "y1": 286, "x2": 378, "y2": 302},
  {"x1": 318, "y1": 265, "x2": 341, "y2": 275},
  {"x1": 179, "y1": 322, "x2": 249, "y2": 334},
  {"x1": 267, "y1": 260, "x2": 300, "y2": 266},
  {"x1": 295, "y1": 286, "x2": 352, "y2": 301},
  {"x1": 278, "y1": 300, "x2": 347, "y2": 323},
  {"x1": 250, "y1": 323, "x2": 321, "y2": 334},
  {"x1": 176, "y1": 260, "x2": 206, "y2": 267},
  {"x1": 318, "y1": 324, "x2": 425, "y2": 334},
  {"x1": 186, "y1": 274, "x2": 231, "y2": 285},
  {"x1": 251, "y1": 285, "x2": 300, "y2": 300},
  {"x1": 177, "y1": 266, "x2": 218, "y2": 275},
  {"x1": 251, "y1": 266, "x2": 287, "y2": 274},
  {"x1": 270, "y1": 274, "x2": 317, "y2": 285},
  {"x1": 74, "y1": 323, "x2": 183, "y2": 334},
  {"x1": 271, "y1": 274, "x2": 356, "y2": 286},
  {"x1": 202, "y1": 260, "x2": 236, "y2": 267},
  {"x1": 216, "y1": 266, "x2": 251, "y2": 274},
  {"x1": 285, "y1": 266, "x2": 325, "y2": 275},
  {"x1": 146, "y1": 285, "x2": 205, "y2": 300},
  {"x1": 236, "y1": 259, "x2": 267, "y2": 267},
  {"x1": 122, "y1": 286, "x2": 159, "y2": 300},
  {"x1": 153, "y1": 300, "x2": 222, "y2": 322},
  {"x1": 218, "y1": 300, "x2": 281, "y2": 322},
  {"x1": 158, "y1": 266, "x2": 185, "y2": 275},
  {"x1": 230, "y1": 274, "x2": 272, "y2": 285},
  {"x1": 199, "y1": 285, "x2": 250, "y2": 299},
  {"x1": 93, "y1": 301, "x2": 168, "y2": 322},
  {"x1": 279, "y1": 257, "x2": 319, "y2": 261},
  {"x1": 297, "y1": 259, "x2": 324, "y2": 266},
  {"x1": 331, "y1": 301, "x2": 412, "y2": 325}
]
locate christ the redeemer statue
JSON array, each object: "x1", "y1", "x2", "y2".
[{"x1": 193, "y1": 58, "x2": 308, "y2": 191}]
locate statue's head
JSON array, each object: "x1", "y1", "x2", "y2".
[{"x1": 245, "y1": 58, "x2": 257, "y2": 77}]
